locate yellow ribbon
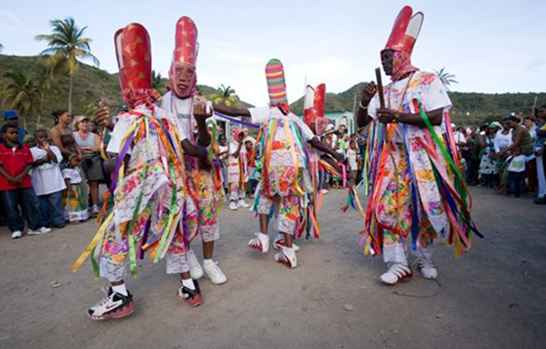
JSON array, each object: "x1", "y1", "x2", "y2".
[{"x1": 70, "y1": 213, "x2": 113, "y2": 272}]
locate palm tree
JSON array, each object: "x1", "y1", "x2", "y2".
[
  {"x1": 211, "y1": 84, "x2": 240, "y2": 107},
  {"x1": 35, "y1": 17, "x2": 99, "y2": 114},
  {"x1": 34, "y1": 60, "x2": 57, "y2": 127},
  {"x1": 435, "y1": 67, "x2": 458, "y2": 90},
  {"x1": 3, "y1": 70, "x2": 40, "y2": 129}
]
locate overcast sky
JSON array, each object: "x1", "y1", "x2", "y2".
[{"x1": 1, "y1": 0, "x2": 545, "y2": 105}]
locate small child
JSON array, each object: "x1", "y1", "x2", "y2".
[
  {"x1": 506, "y1": 147, "x2": 526, "y2": 198},
  {"x1": 62, "y1": 154, "x2": 89, "y2": 222},
  {"x1": 347, "y1": 140, "x2": 359, "y2": 185},
  {"x1": 0, "y1": 124, "x2": 50, "y2": 238},
  {"x1": 31, "y1": 129, "x2": 67, "y2": 228}
]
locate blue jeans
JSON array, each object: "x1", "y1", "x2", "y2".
[
  {"x1": 0, "y1": 187, "x2": 42, "y2": 232},
  {"x1": 38, "y1": 190, "x2": 65, "y2": 227}
]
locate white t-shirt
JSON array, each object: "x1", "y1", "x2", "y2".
[
  {"x1": 249, "y1": 107, "x2": 315, "y2": 167},
  {"x1": 494, "y1": 130, "x2": 512, "y2": 153},
  {"x1": 347, "y1": 148, "x2": 358, "y2": 171},
  {"x1": 107, "y1": 104, "x2": 187, "y2": 154},
  {"x1": 368, "y1": 71, "x2": 452, "y2": 143},
  {"x1": 160, "y1": 91, "x2": 193, "y2": 142},
  {"x1": 30, "y1": 145, "x2": 66, "y2": 196}
]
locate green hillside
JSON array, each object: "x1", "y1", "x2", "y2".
[
  {"x1": 2, "y1": 54, "x2": 545, "y2": 130},
  {"x1": 290, "y1": 82, "x2": 546, "y2": 125},
  {"x1": 0, "y1": 54, "x2": 249, "y2": 130}
]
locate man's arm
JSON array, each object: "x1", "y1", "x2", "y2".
[
  {"x1": 213, "y1": 103, "x2": 251, "y2": 118},
  {"x1": 308, "y1": 137, "x2": 344, "y2": 162}
]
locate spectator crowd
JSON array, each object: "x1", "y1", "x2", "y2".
[{"x1": 1, "y1": 106, "x2": 545, "y2": 240}]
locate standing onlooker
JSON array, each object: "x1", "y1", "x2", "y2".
[
  {"x1": 30, "y1": 129, "x2": 67, "y2": 229},
  {"x1": 523, "y1": 116, "x2": 538, "y2": 193},
  {"x1": 347, "y1": 139, "x2": 359, "y2": 185},
  {"x1": 73, "y1": 116, "x2": 105, "y2": 215},
  {"x1": 63, "y1": 154, "x2": 89, "y2": 222},
  {"x1": 217, "y1": 134, "x2": 229, "y2": 193},
  {"x1": 506, "y1": 147, "x2": 526, "y2": 198},
  {"x1": 226, "y1": 129, "x2": 248, "y2": 210},
  {"x1": 244, "y1": 138, "x2": 258, "y2": 197},
  {"x1": 534, "y1": 106, "x2": 546, "y2": 204},
  {"x1": 479, "y1": 123, "x2": 501, "y2": 188},
  {"x1": 1, "y1": 110, "x2": 27, "y2": 145},
  {"x1": 0, "y1": 124, "x2": 50, "y2": 238},
  {"x1": 50, "y1": 110, "x2": 75, "y2": 159}
]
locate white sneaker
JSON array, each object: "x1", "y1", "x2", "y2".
[
  {"x1": 187, "y1": 250, "x2": 204, "y2": 280},
  {"x1": 40, "y1": 227, "x2": 52, "y2": 234},
  {"x1": 229, "y1": 201, "x2": 238, "y2": 210},
  {"x1": 415, "y1": 257, "x2": 438, "y2": 280},
  {"x1": 237, "y1": 199, "x2": 249, "y2": 208},
  {"x1": 203, "y1": 260, "x2": 227, "y2": 285},
  {"x1": 380, "y1": 263, "x2": 413, "y2": 285},
  {"x1": 11, "y1": 231, "x2": 22, "y2": 239},
  {"x1": 248, "y1": 232, "x2": 270, "y2": 253},
  {"x1": 91, "y1": 205, "x2": 100, "y2": 215},
  {"x1": 320, "y1": 189, "x2": 329, "y2": 194},
  {"x1": 274, "y1": 247, "x2": 298, "y2": 269}
]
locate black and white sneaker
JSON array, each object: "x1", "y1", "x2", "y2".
[
  {"x1": 88, "y1": 288, "x2": 134, "y2": 320},
  {"x1": 178, "y1": 279, "x2": 203, "y2": 307}
]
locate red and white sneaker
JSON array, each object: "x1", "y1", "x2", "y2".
[
  {"x1": 379, "y1": 263, "x2": 413, "y2": 285},
  {"x1": 248, "y1": 233, "x2": 269, "y2": 253},
  {"x1": 273, "y1": 236, "x2": 300, "y2": 252},
  {"x1": 273, "y1": 247, "x2": 298, "y2": 269},
  {"x1": 178, "y1": 280, "x2": 203, "y2": 307},
  {"x1": 88, "y1": 288, "x2": 134, "y2": 320}
]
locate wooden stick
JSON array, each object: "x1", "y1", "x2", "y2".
[{"x1": 375, "y1": 68, "x2": 385, "y2": 109}]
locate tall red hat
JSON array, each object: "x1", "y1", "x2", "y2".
[
  {"x1": 114, "y1": 23, "x2": 152, "y2": 107},
  {"x1": 173, "y1": 16, "x2": 198, "y2": 66},
  {"x1": 383, "y1": 6, "x2": 424, "y2": 57}
]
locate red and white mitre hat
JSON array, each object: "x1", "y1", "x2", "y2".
[
  {"x1": 383, "y1": 5, "x2": 424, "y2": 57},
  {"x1": 173, "y1": 16, "x2": 198, "y2": 66},
  {"x1": 114, "y1": 23, "x2": 152, "y2": 107}
]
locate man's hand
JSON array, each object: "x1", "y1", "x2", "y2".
[
  {"x1": 95, "y1": 106, "x2": 114, "y2": 130},
  {"x1": 377, "y1": 108, "x2": 397, "y2": 124},
  {"x1": 193, "y1": 96, "x2": 212, "y2": 120},
  {"x1": 360, "y1": 82, "x2": 377, "y2": 108}
]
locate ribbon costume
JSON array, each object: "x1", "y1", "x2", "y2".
[
  {"x1": 160, "y1": 16, "x2": 227, "y2": 285},
  {"x1": 210, "y1": 59, "x2": 343, "y2": 268},
  {"x1": 359, "y1": 6, "x2": 480, "y2": 285},
  {"x1": 73, "y1": 23, "x2": 204, "y2": 320}
]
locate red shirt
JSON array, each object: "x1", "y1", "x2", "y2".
[{"x1": 0, "y1": 143, "x2": 33, "y2": 190}]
